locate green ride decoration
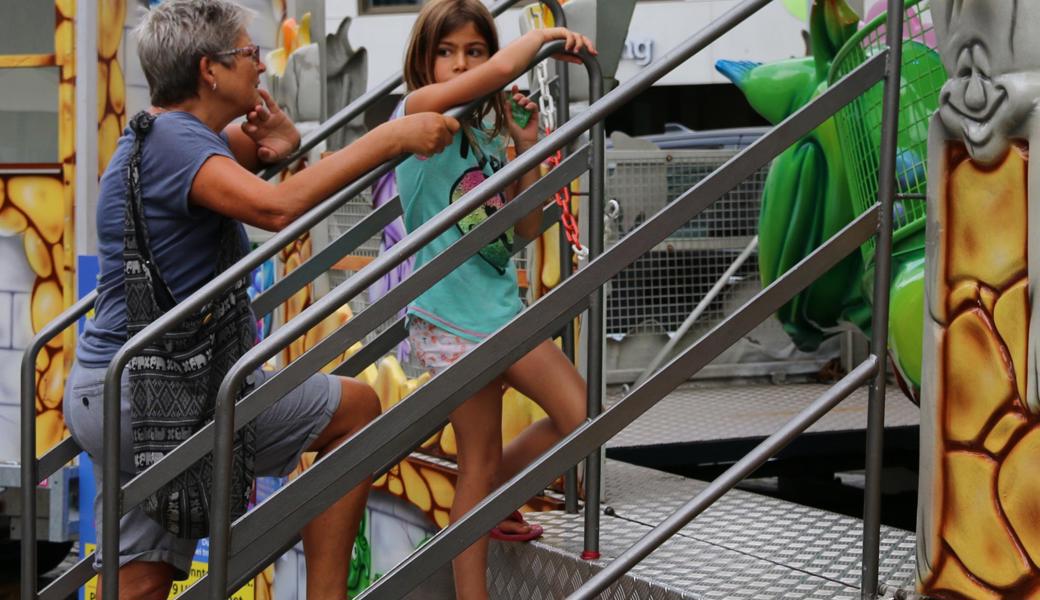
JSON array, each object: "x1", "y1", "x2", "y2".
[{"x1": 716, "y1": 0, "x2": 945, "y2": 395}]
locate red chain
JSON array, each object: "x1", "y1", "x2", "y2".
[{"x1": 545, "y1": 126, "x2": 587, "y2": 257}]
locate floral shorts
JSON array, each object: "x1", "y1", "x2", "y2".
[{"x1": 408, "y1": 317, "x2": 479, "y2": 373}]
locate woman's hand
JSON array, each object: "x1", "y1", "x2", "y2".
[
  {"x1": 539, "y1": 27, "x2": 597, "y2": 64},
  {"x1": 241, "y1": 88, "x2": 301, "y2": 163},
  {"x1": 506, "y1": 85, "x2": 540, "y2": 151},
  {"x1": 390, "y1": 112, "x2": 461, "y2": 156}
]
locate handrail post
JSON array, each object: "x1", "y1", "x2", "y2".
[
  {"x1": 544, "y1": 0, "x2": 581, "y2": 516},
  {"x1": 20, "y1": 290, "x2": 97, "y2": 600},
  {"x1": 581, "y1": 59, "x2": 606, "y2": 560},
  {"x1": 861, "y1": 0, "x2": 904, "y2": 597}
]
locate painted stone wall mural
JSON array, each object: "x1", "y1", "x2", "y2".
[
  {"x1": 3, "y1": 0, "x2": 127, "y2": 459},
  {"x1": 919, "y1": 1, "x2": 1040, "y2": 598}
]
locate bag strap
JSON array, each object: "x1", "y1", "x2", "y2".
[{"x1": 125, "y1": 111, "x2": 178, "y2": 311}]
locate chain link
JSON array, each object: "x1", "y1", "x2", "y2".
[{"x1": 530, "y1": 3, "x2": 585, "y2": 259}]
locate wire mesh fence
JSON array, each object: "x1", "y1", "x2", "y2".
[
  {"x1": 829, "y1": 0, "x2": 944, "y2": 264},
  {"x1": 604, "y1": 149, "x2": 766, "y2": 338}
]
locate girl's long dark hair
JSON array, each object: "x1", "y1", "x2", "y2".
[{"x1": 403, "y1": 0, "x2": 508, "y2": 137}]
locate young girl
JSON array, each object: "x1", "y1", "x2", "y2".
[{"x1": 396, "y1": 1, "x2": 596, "y2": 598}]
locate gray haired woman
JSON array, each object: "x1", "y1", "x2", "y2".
[{"x1": 62, "y1": 1, "x2": 458, "y2": 598}]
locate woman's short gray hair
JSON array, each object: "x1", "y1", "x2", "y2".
[{"x1": 135, "y1": 0, "x2": 254, "y2": 107}]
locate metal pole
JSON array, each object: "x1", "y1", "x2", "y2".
[
  {"x1": 20, "y1": 292, "x2": 96, "y2": 600},
  {"x1": 582, "y1": 60, "x2": 605, "y2": 560},
  {"x1": 635, "y1": 236, "x2": 759, "y2": 386},
  {"x1": 570, "y1": 356, "x2": 880, "y2": 598},
  {"x1": 861, "y1": 0, "x2": 903, "y2": 597},
  {"x1": 550, "y1": 0, "x2": 581, "y2": 517}
]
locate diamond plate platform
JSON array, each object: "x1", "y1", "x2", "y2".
[
  {"x1": 605, "y1": 382, "x2": 918, "y2": 449},
  {"x1": 487, "y1": 460, "x2": 917, "y2": 599}
]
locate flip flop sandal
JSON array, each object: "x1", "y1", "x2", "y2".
[{"x1": 490, "y1": 510, "x2": 544, "y2": 542}]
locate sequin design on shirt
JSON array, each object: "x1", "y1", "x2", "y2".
[{"x1": 449, "y1": 135, "x2": 514, "y2": 274}]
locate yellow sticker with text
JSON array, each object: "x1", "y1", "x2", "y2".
[{"x1": 82, "y1": 544, "x2": 255, "y2": 600}]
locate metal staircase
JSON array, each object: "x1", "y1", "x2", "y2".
[{"x1": 21, "y1": 0, "x2": 908, "y2": 598}]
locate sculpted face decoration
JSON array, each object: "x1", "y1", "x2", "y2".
[
  {"x1": 934, "y1": 0, "x2": 1040, "y2": 166},
  {"x1": 939, "y1": 42, "x2": 1010, "y2": 164}
]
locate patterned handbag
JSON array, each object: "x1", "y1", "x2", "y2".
[{"x1": 123, "y1": 111, "x2": 256, "y2": 538}]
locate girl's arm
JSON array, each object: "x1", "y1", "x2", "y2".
[
  {"x1": 189, "y1": 112, "x2": 460, "y2": 231},
  {"x1": 505, "y1": 87, "x2": 545, "y2": 241},
  {"x1": 404, "y1": 27, "x2": 595, "y2": 116}
]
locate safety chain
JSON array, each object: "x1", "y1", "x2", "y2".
[{"x1": 532, "y1": 4, "x2": 587, "y2": 259}]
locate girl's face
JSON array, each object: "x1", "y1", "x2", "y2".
[{"x1": 433, "y1": 21, "x2": 491, "y2": 83}]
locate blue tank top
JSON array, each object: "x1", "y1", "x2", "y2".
[{"x1": 77, "y1": 111, "x2": 248, "y2": 367}]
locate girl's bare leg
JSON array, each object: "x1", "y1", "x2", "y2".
[{"x1": 449, "y1": 379, "x2": 505, "y2": 600}]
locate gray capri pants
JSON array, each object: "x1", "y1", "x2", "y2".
[{"x1": 63, "y1": 360, "x2": 342, "y2": 580}]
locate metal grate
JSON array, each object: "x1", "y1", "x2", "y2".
[
  {"x1": 604, "y1": 149, "x2": 767, "y2": 337},
  {"x1": 829, "y1": 0, "x2": 944, "y2": 263}
]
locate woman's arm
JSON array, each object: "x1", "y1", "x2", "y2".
[
  {"x1": 405, "y1": 28, "x2": 595, "y2": 116},
  {"x1": 190, "y1": 112, "x2": 460, "y2": 231},
  {"x1": 223, "y1": 89, "x2": 301, "y2": 171}
]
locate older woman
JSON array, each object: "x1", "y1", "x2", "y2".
[{"x1": 62, "y1": 1, "x2": 458, "y2": 598}]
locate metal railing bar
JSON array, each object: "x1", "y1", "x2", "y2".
[
  {"x1": 862, "y1": 0, "x2": 904, "y2": 595},
  {"x1": 36, "y1": 438, "x2": 81, "y2": 481},
  {"x1": 213, "y1": 53, "x2": 887, "y2": 586},
  {"x1": 355, "y1": 206, "x2": 882, "y2": 600},
  {"x1": 254, "y1": 177, "x2": 561, "y2": 330},
  {"x1": 99, "y1": 73, "x2": 511, "y2": 596},
  {"x1": 215, "y1": 286, "x2": 589, "y2": 599},
  {"x1": 208, "y1": 47, "x2": 599, "y2": 592},
  {"x1": 250, "y1": 196, "x2": 403, "y2": 317},
  {"x1": 212, "y1": 52, "x2": 884, "y2": 593},
  {"x1": 330, "y1": 319, "x2": 407, "y2": 377},
  {"x1": 98, "y1": 44, "x2": 882, "y2": 596},
  {"x1": 635, "y1": 235, "x2": 760, "y2": 387},
  {"x1": 568, "y1": 355, "x2": 880, "y2": 598},
  {"x1": 117, "y1": 138, "x2": 588, "y2": 519},
  {"x1": 582, "y1": 63, "x2": 606, "y2": 558},
  {"x1": 223, "y1": 142, "x2": 591, "y2": 554},
  {"x1": 258, "y1": 0, "x2": 565, "y2": 178},
  {"x1": 38, "y1": 555, "x2": 94, "y2": 600},
  {"x1": 326, "y1": 201, "x2": 557, "y2": 380},
  {"x1": 177, "y1": 292, "x2": 592, "y2": 598},
  {"x1": 20, "y1": 288, "x2": 97, "y2": 600}
]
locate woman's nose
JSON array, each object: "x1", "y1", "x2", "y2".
[
  {"x1": 257, "y1": 59, "x2": 267, "y2": 75},
  {"x1": 453, "y1": 52, "x2": 467, "y2": 71}
]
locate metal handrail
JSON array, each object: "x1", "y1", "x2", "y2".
[
  {"x1": 861, "y1": 1, "x2": 905, "y2": 594},
  {"x1": 24, "y1": 3, "x2": 569, "y2": 598},
  {"x1": 178, "y1": 47, "x2": 886, "y2": 598},
  {"x1": 569, "y1": 356, "x2": 880, "y2": 598},
  {"x1": 19, "y1": 289, "x2": 97, "y2": 600},
  {"x1": 349, "y1": 56, "x2": 891, "y2": 600},
  {"x1": 260, "y1": 0, "x2": 566, "y2": 177},
  {"x1": 353, "y1": 209, "x2": 880, "y2": 597},
  {"x1": 205, "y1": 42, "x2": 603, "y2": 598},
  {"x1": 86, "y1": 40, "x2": 579, "y2": 599}
]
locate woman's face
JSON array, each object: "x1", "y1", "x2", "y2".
[
  {"x1": 433, "y1": 21, "x2": 490, "y2": 84},
  {"x1": 213, "y1": 31, "x2": 266, "y2": 112}
]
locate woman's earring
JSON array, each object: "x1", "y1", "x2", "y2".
[{"x1": 212, "y1": 82, "x2": 217, "y2": 91}]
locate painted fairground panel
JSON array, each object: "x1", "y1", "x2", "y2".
[{"x1": 918, "y1": 1, "x2": 1040, "y2": 598}]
